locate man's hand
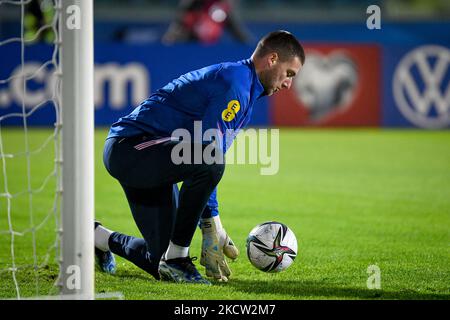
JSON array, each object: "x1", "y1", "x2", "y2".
[{"x1": 200, "y1": 218, "x2": 239, "y2": 282}]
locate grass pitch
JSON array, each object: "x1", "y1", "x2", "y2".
[{"x1": 0, "y1": 128, "x2": 449, "y2": 300}]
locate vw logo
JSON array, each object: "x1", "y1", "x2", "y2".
[{"x1": 393, "y1": 45, "x2": 450, "y2": 129}]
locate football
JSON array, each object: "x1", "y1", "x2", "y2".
[{"x1": 246, "y1": 221, "x2": 298, "y2": 272}]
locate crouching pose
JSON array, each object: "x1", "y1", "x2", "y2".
[{"x1": 95, "y1": 30, "x2": 304, "y2": 284}]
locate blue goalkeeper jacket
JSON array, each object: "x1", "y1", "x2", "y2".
[{"x1": 107, "y1": 58, "x2": 265, "y2": 216}]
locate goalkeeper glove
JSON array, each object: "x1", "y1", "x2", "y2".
[{"x1": 200, "y1": 216, "x2": 239, "y2": 282}]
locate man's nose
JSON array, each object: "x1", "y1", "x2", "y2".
[{"x1": 282, "y1": 78, "x2": 292, "y2": 90}]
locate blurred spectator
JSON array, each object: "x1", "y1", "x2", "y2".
[
  {"x1": 24, "y1": 0, "x2": 55, "y2": 43},
  {"x1": 162, "y1": 0, "x2": 253, "y2": 45}
]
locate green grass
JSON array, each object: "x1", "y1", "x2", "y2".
[{"x1": 1, "y1": 128, "x2": 449, "y2": 300}]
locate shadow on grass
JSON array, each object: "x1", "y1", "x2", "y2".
[
  {"x1": 225, "y1": 279, "x2": 450, "y2": 300},
  {"x1": 111, "y1": 269, "x2": 157, "y2": 282}
]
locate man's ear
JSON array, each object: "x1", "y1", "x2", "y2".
[
  {"x1": 266, "y1": 52, "x2": 278, "y2": 68},
  {"x1": 269, "y1": 53, "x2": 278, "y2": 67}
]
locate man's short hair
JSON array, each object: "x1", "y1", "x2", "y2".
[{"x1": 254, "y1": 30, "x2": 305, "y2": 65}]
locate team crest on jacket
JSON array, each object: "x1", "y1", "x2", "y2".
[{"x1": 222, "y1": 100, "x2": 241, "y2": 122}]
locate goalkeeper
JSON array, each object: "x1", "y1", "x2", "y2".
[{"x1": 95, "y1": 30, "x2": 304, "y2": 284}]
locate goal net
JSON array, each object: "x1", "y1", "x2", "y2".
[{"x1": 0, "y1": 0, "x2": 94, "y2": 299}]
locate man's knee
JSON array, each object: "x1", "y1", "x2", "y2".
[{"x1": 200, "y1": 162, "x2": 225, "y2": 185}]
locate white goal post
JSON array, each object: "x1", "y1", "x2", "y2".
[
  {"x1": 59, "y1": 0, "x2": 94, "y2": 299},
  {"x1": 0, "y1": 0, "x2": 94, "y2": 299}
]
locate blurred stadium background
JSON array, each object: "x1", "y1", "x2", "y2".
[
  {"x1": 0, "y1": 0, "x2": 449, "y2": 300},
  {"x1": 1, "y1": 0, "x2": 450, "y2": 129}
]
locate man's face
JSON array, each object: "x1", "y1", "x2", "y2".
[{"x1": 259, "y1": 54, "x2": 302, "y2": 96}]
